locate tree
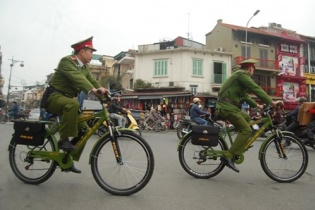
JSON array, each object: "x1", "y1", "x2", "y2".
[
  {"x1": 100, "y1": 75, "x2": 122, "y2": 91},
  {"x1": 134, "y1": 79, "x2": 152, "y2": 89}
]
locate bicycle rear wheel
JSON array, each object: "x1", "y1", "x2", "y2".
[
  {"x1": 138, "y1": 120, "x2": 150, "y2": 133},
  {"x1": 157, "y1": 122, "x2": 169, "y2": 133},
  {"x1": 0, "y1": 115, "x2": 8, "y2": 124},
  {"x1": 90, "y1": 131, "x2": 154, "y2": 196},
  {"x1": 260, "y1": 133, "x2": 308, "y2": 183},
  {"x1": 8, "y1": 135, "x2": 57, "y2": 184},
  {"x1": 178, "y1": 134, "x2": 227, "y2": 179}
]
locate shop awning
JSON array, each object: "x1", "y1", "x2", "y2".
[
  {"x1": 138, "y1": 96, "x2": 163, "y2": 100},
  {"x1": 121, "y1": 95, "x2": 138, "y2": 99},
  {"x1": 163, "y1": 93, "x2": 192, "y2": 97}
]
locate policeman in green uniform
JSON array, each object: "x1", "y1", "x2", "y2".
[
  {"x1": 46, "y1": 36, "x2": 108, "y2": 173},
  {"x1": 216, "y1": 59, "x2": 283, "y2": 173}
]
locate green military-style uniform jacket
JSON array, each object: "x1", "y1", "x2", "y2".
[
  {"x1": 216, "y1": 69, "x2": 272, "y2": 112},
  {"x1": 50, "y1": 55, "x2": 101, "y2": 97},
  {"x1": 46, "y1": 55, "x2": 102, "y2": 139},
  {"x1": 216, "y1": 68, "x2": 273, "y2": 156}
]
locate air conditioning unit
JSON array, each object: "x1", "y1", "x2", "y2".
[
  {"x1": 270, "y1": 23, "x2": 277, "y2": 27},
  {"x1": 169, "y1": 81, "x2": 174, "y2": 87}
]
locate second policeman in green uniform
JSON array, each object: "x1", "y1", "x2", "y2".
[{"x1": 216, "y1": 59, "x2": 283, "y2": 173}]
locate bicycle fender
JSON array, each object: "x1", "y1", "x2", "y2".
[
  {"x1": 177, "y1": 133, "x2": 191, "y2": 151},
  {"x1": 8, "y1": 135, "x2": 15, "y2": 151},
  {"x1": 258, "y1": 131, "x2": 296, "y2": 160}
]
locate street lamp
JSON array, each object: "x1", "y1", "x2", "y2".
[
  {"x1": 6, "y1": 56, "x2": 24, "y2": 110},
  {"x1": 245, "y1": 9, "x2": 260, "y2": 59}
]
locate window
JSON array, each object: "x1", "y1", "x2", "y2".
[
  {"x1": 190, "y1": 86, "x2": 197, "y2": 95},
  {"x1": 154, "y1": 59, "x2": 168, "y2": 76},
  {"x1": 252, "y1": 74, "x2": 273, "y2": 94},
  {"x1": 259, "y1": 49, "x2": 268, "y2": 68},
  {"x1": 241, "y1": 46, "x2": 251, "y2": 58},
  {"x1": 192, "y1": 59, "x2": 203, "y2": 76},
  {"x1": 190, "y1": 85, "x2": 198, "y2": 95},
  {"x1": 213, "y1": 62, "x2": 227, "y2": 84}
]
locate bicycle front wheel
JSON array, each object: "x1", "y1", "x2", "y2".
[
  {"x1": 8, "y1": 135, "x2": 58, "y2": 185},
  {"x1": 260, "y1": 133, "x2": 308, "y2": 183},
  {"x1": 178, "y1": 134, "x2": 227, "y2": 179},
  {"x1": 90, "y1": 131, "x2": 154, "y2": 196}
]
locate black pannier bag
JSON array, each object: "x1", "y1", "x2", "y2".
[
  {"x1": 191, "y1": 125, "x2": 220, "y2": 146},
  {"x1": 13, "y1": 121, "x2": 46, "y2": 146}
]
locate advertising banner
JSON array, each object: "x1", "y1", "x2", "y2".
[
  {"x1": 279, "y1": 56, "x2": 298, "y2": 76},
  {"x1": 283, "y1": 82, "x2": 300, "y2": 102}
]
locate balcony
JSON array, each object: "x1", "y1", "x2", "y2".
[{"x1": 234, "y1": 56, "x2": 279, "y2": 71}]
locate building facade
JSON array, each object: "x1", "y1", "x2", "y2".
[
  {"x1": 127, "y1": 36, "x2": 232, "y2": 113},
  {"x1": 205, "y1": 20, "x2": 309, "y2": 110}
]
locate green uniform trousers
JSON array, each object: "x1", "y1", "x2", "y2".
[
  {"x1": 218, "y1": 109, "x2": 252, "y2": 157},
  {"x1": 46, "y1": 92, "x2": 87, "y2": 139}
]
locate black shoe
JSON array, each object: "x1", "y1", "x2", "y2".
[
  {"x1": 220, "y1": 156, "x2": 240, "y2": 173},
  {"x1": 68, "y1": 164, "x2": 81, "y2": 174},
  {"x1": 62, "y1": 164, "x2": 81, "y2": 174},
  {"x1": 58, "y1": 138, "x2": 76, "y2": 151}
]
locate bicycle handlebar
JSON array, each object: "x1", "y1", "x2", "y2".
[{"x1": 96, "y1": 89, "x2": 112, "y2": 104}]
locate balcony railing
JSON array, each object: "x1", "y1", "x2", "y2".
[
  {"x1": 213, "y1": 74, "x2": 224, "y2": 84},
  {"x1": 261, "y1": 86, "x2": 277, "y2": 96},
  {"x1": 234, "y1": 56, "x2": 279, "y2": 70},
  {"x1": 303, "y1": 65, "x2": 315, "y2": 74}
]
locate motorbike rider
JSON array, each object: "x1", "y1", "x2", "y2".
[
  {"x1": 108, "y1": 93, "x2": 126, "y2": 128},
  {"x1": 8, "y1": 101, "x2": 20, "y2": 120},
  {"x1": 285, "y1": 97, "x2": 307, "y2": 132},
  {"x1": 286, "y1": 103, "x2": 315, "y2": 146},
  {"x1": 189, "y1": 98, "x2": 209, "y2": 126}
]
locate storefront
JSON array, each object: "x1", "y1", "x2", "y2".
[
  {"x1": 275, "y1": 41, "x2": 306, "y2": 110},
  {"x1": 120, "y1": 89, "x2": 193, "y2": 114}
]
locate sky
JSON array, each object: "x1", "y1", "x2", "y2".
[{"x1": 0, "y1": 0, "x2": 314, "y2": 95}]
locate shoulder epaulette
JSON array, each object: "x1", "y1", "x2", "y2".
[{"x1": 70, "y1": 56, "x2": 77, "y2": 61}]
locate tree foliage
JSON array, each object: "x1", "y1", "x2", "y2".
[
  {"x1": 134, "y1": 79, "x2": 152, "y2": 89},
  {"x1": 100, "y1": 75, "x2": 122, "y2": 91}
]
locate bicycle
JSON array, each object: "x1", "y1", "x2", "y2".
[
  {"x1": 139, "y1": 117, "x2": 169, "y2": 133},
  {"x1": 8, "y1": 93, "x2": 155, "y2": 195},
  {"x1": 178, "y1": 105, "x2": 308, "y2": 183}
]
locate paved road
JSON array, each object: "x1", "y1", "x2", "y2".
[{"x1": 0, "y1": 123, "x2": 314, "y2": 210}]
